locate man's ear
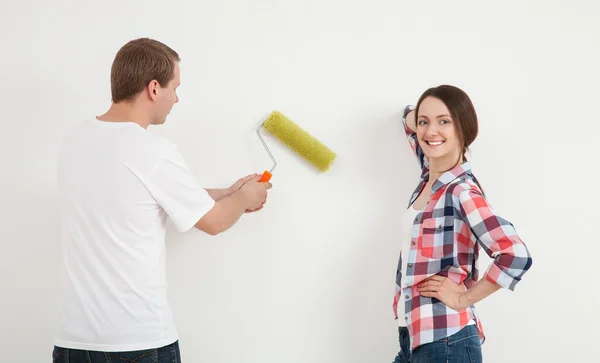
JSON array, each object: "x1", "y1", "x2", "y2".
[{"x1": 148, "y1": 80, "x2": 159, "y2": 100}]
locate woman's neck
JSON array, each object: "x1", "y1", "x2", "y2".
[{"x1": 428, "y1": 151, "x2": 463, "y2": 183}]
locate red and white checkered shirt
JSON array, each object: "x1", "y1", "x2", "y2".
[{"x1": 393, "y1": 105, "x2": 533, "y2": 350}]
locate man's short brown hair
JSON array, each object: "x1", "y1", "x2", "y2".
[{"x1": 110, "y1": 38, "x2": 180, "y2": 103}]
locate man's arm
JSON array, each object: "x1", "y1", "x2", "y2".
[
  {"x1": 205, "y1": 188, "x2": 233, "y2": 201},
  {"x1": 204, "y1": 174, "x2": 259, "y2": 201},
  {"x1": 195, "y1": 189, "x2": 250, "y2": 235},
  {"x1": 195, "y1": 175, "x2": 271, "y2": 235}
]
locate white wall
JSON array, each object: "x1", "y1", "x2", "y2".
[{"x1": 1, "y1": 1, "x2": 598, "y2": 362}]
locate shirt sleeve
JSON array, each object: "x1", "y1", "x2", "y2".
[
  {"x1": 401, "y1": 105, "x2": 429, "y2": 174},
  {"x1": 145, "y1": 146, "x2": 216, "y2": 232},
  {"x1": 458, "y1": 188, "x2": 533, "y2": 291}
]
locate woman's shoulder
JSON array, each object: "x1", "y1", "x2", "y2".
[{"x1": 444, "y1": 177, "x2": 485, "y2": 202}]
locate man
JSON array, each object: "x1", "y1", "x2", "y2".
[{"x1": 52, "y1": 38, "x2": 271, "y2": 363}]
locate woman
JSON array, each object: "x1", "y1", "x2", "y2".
[{"x1": 392, "y1": 85, "x2": 532, "y2": 363}]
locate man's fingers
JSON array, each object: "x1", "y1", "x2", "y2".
[
  {"x1": 234, "y1": 174, "x2": 257, "y2": 190},
  {"x1": 240, "y1": 174, "x2": 257, "y2": 183},
  {"x1": 245, "y1": 205, "x2": 263, "y2": 213}
]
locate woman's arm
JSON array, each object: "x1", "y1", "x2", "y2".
[
  {"x1": 460, "y1": 278, "x2": 501, "y2": 307},
  {"x1": 404, "y1": 107, "x2": 417, "y2": 132},
  {"x1": 401, "y1": 105, "x2": 428, "y2": 173},
  {"x1": 418, "y1": 274, "x2": 501, "y2": 310},
  {"x1": 459, "y1": 187, "x2": 533, "y2": 291},
  {"x1": 418, "y1": 185, "x2": 533, "y2": 309}
]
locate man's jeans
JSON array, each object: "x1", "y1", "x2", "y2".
[{"x1": 52, "y1": 340, "x2": 181, "y2": 363}]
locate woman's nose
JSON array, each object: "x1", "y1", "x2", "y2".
[{"x1": 426, "y1": 124, "x2": 439, "y2": 136}]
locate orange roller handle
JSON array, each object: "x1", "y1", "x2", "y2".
[{"x1": 259, "y1": 170, "x2": 272, "y2": 182}]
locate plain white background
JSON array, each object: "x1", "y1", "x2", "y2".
[{"x1": 1, "y1": 1, "x2": 598, "y2": 362}]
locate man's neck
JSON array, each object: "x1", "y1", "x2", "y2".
[{"x1": 96, "y1": 101, "x2": 152, "y2": 129}]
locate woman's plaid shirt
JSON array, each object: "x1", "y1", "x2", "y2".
[{"x1": 394, "y1": 105, "x2": 533, "y2": 350}]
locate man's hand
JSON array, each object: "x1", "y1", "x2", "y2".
[
  {"x1": 195, "y1": 175, "x2": 272, "y2": 235},
  {"x1": 418, "y1": 275, "x2": 468, "y2": 310},
  {"x1": 239, "y1": 175, "x2": 271, "y2": 210},
  {"x1": 244, "y1": 194, "x2": 267, "y2": 213},
  {"x1": 205, "y1": 174, "x2": 268, "y2": 202},
  {"x1": 231, "y1": 174, "x2": 269, "y2": 212},
  {"x1": 228, "y1": 174, "x2": 259, "y2": 196}
]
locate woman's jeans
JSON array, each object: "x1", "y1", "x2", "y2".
[
  {"x1": 52, "y1": 340, "x2": 181, "y2": 363},
  {"x1": 393, "y1": 325, "x2": 482, "y2": 363}
]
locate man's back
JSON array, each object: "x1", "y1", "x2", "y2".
[
  {"x1": 51, "y1": 38, "x2": 271, "y2": 363},
  {"x1": 55, "y1": 118, "x2": 215, "y2": 351}
]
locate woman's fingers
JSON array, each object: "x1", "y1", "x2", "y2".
[{"x1": 418, "y1": 280, "x2": 441, "y2": 292}]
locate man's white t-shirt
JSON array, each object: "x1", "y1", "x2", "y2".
[{"x1": 54, "y1": 118, "x2": 215, "y2": 352}]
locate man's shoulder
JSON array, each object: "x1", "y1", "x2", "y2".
[
  {"x1": 134, "y1": 127, "x2": 177, "y2": 153},
  {"x1": 60, "y1": 118, "x2": 180, "y2": 165}
]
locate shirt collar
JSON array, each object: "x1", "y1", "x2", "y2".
[{"x1": 427, "y1": 161, "x2": 473, "y2": 193}]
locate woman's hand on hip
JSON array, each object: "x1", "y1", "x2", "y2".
[{"x1": 417, "y1": 275, "x2": 469, "y2": 310}]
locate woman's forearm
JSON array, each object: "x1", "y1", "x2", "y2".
[{"x1": 461, "y1": 276, "x2": 501, "y2": 308}]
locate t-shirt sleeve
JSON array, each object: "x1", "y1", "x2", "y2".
[{"x1": 145, "y1": 146, "x2": 215, "y2": 232}]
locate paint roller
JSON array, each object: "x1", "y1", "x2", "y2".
[{"x1": 256, "y1": 111, "x2": 337, "y2": 182}]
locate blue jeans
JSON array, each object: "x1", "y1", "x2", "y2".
[
  {"x1": 393, "y1": 327, "x2": 412, "y2": 363},
  {"x1": 393, "y1": 325, "x2": 482, "y2": 363},
  {"x1": 52, "y1": 340, "x2": 181, "y2": 363}
]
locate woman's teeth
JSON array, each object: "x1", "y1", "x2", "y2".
[{"x1": 427, "y1": 141, "x2": 444, "y2": 146}]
